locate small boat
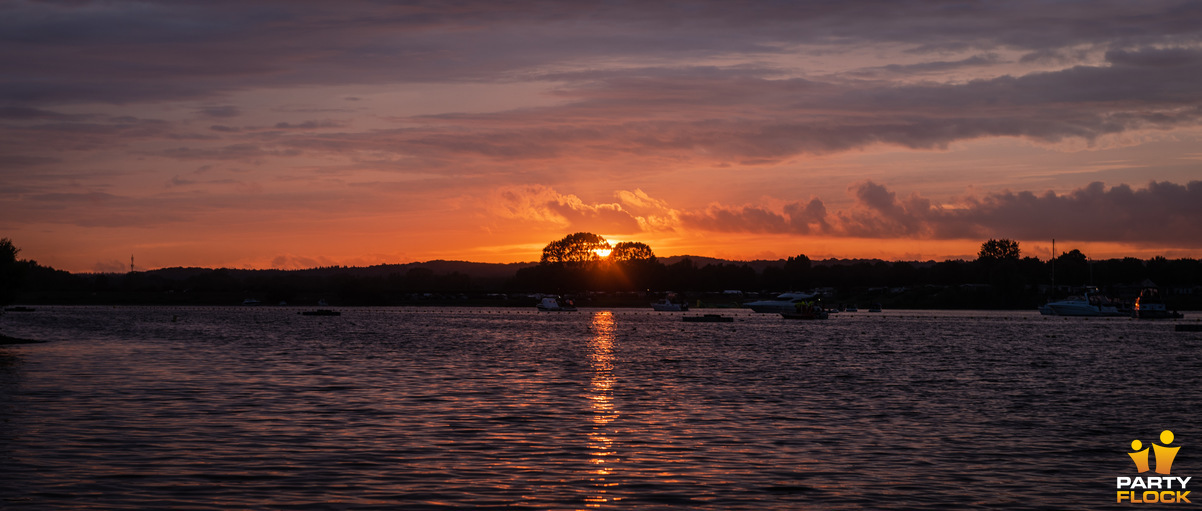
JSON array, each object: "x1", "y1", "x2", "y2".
[
  {"x1": 651, "y1": 297, "x2": 688, "y2": 311},
  {"x1": 744, "y1": 291, "x2": 819, "y2": 313},
  {"x1": 300, "y1": 309, "x2": 341, "y2": 316},
  {"x1": 868, "y1": 303, "x2": 882, "y2": 313},
  {"x1": 1133, "y1": 289, "x2": 1183, "y2": 319},
  {"x1": 845, "y1": 304, "x2": 858, "y2": 312},
  {"x1": 3, "y1": 306, "x2": 36, "y2": 312},
  {"x1": 537, "y1": 297, "x2": 577, "y2": 312},
  {"x1": 683, "y1": 314, "x2": 734, "y2": 323},
  {"x1": 241, "y1": 298, "x2": 262, "y2": 306}
]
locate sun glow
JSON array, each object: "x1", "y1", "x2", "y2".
[{"x1": 594, "y1": 248, "x2": 612, "y2": 258}]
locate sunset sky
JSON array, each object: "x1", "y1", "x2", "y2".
[{"x1": 3, "y1": 1, "x2": 1202, "y2": 272}]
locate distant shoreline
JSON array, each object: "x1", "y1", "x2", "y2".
[{"x1": 4, "y1": 302, "x2": 1198, "y2": 313}]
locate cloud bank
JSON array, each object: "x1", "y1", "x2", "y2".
[{"x1": 501, "y1": 180, "x2": 1202, "y2": 247}]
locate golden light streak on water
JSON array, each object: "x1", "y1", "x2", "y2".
[{"x1": 586, "y1": 310, "x2": 620, "y2": 507}]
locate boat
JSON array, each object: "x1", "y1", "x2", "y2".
[
  {"x1": 241, "y1": 298, "x2": 261, "y2": 306},
  {"x1": 744, "y1": 291, "x2": 819, "y2": 313},
  {"x1": 651, "y1": 297, "x2": 688, "y2": 311},
  {"x1": 300, "y1": 309, "x2": 341, "y2": 316},
  {"x1": 1039, "y1": 288, "x2": 1125, "y2": 317},
  {"x1": 683, "y1": 314, "x2": 734, "y2": 323},
  {"x1": 536, "y1": 297, "x2": 577, "y2": 312},
  {"x1": 1133, "y1": 288, "x2": 1183, "y2": 319},
  {"x1": 3, "y1": 306, "x2": 36, "y2": 312},
  {"x1": 868, "y1": 303, "x2": 882, "y2": 313},
  {"x1": 781, "y1": 301, "x2": 828, "y2": 320}
]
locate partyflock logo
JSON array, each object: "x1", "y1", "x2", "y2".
[{"x1": 1117, "y1": 430, "x2": 1192, "y2": 504}]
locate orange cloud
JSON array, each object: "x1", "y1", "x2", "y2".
[{"x1": 489, "y1": 185, "x2": 680, "y2": 234}]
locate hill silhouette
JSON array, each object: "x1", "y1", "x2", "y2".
[{"x1": 3, "y1": 251, "x2": 1199, "y2": 310}]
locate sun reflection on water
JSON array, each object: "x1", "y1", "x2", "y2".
[{"x1": 586, "y1": 311, "x2": 620, "y2": 507}]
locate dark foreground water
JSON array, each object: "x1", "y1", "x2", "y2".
[{"x1": 1, "y1": 306, "x2": 1200, "y2": 510}]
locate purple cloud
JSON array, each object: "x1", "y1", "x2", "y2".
[{"x1": 680, "y1": 180, "x2": 1202, "y2": 246}]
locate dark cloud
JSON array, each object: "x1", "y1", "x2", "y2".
[
  {"x1": 2, "y1": 0, "x2": 1199, "y2": 105},
  {"x1": 679, "y1": 180, "x2": 1202, "y2": 247},
  {"x1": 1, "y1": 1, "x2": 1200, "y2": 169},
  {"x1": 296, "y1": 46, "x2": 1202, "y2": 165}
]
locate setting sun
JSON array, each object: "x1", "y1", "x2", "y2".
[{"x1": 594, "y1": 247, "x2": 613, "y2": 258}]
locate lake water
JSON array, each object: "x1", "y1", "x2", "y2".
[{"x1": 1, "y1": 306, "x2": 1200, "y2": 509}]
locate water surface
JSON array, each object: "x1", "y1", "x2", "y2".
[{"x1": 1, "y1": 306, "x2": 1200, "y2": 509}]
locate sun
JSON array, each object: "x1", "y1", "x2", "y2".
[{"x1": 594, "y1": 247, "x2": 612, "y2": 258}]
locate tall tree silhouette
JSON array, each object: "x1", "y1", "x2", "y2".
[{"x1": 540, "y1": 232, "x2": 611, "y2": 266}]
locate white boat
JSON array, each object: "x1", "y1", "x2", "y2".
[
  {"x1": 1040, "y1": 291, "x2": 1124, "y2": 317},
  {"x1": 744, "y1": 291, "x2": 819, "y2": 313},
  {"x1": 651, "y1": 298, "x2": 688, "y2": 311},
  {"x1": 536, "y1": 297, "x2": 577, "y2": 312}
]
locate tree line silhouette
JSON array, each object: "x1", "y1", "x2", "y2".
[{"x1": 3, "y1": 235, "x2": 1201, "y2": 309}]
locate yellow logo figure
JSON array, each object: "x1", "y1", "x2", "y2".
[
  {"x1": 1129, "y1": 430, "x2": 1180, "y2": 475},
  {"x1": 1153, "y1": 430, "x2": 1180, "y2": 475},
  {"x1": 1129, "y1": 439, "x2": 1151, "y2": 473}
]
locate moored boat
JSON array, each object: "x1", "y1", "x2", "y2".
[
  {"x1": 651, "y1": 297, "x2": 688, "y2": 311},
  {"x1": 744, "y1": 291, "x2": 818, "y2": 313},
  {"x1": 536, "y1": 297, "x2": 577, "y2": 312}
]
